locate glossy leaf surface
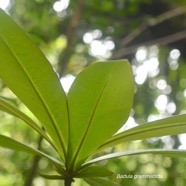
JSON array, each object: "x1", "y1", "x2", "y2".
[
  {"x1": 0, "y1": 9, "x2": 68, "y2": 159},
  {"x1": 67, "y1": 60, "x2": 134, "y2": 170}
]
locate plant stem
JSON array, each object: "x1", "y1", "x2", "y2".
[
  {"x1": 24, "y1": 136, "x2": 43, "y2": 186},
  {"x1": 64, "y1": 179, "x2": 71, "y2": 186},
  {"x1": 64, "y1": 179, "x2": 72, "y2": 186},
  {"x1": 64, "y1": 175, "x2": 74, "y2": 186}
]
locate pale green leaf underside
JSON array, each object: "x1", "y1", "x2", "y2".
[
  {"x1": 0, "y1": 134, "x2": 64, "y2": 169},
  {"x1": 0, "y1": 98, "x2": 54, "y2": 147},
  {"x1": 67, "y1": 60, "x2": 134, "y2": 170},
  {"x1": 85, "y1": 149, "x2": 186, "y2": 165},
  {"x1": 0, "y1": 9, "x2": 68, "y2": 159},
  {"x1": 84, "y1": 177, "x2": 121, "y2": 186},
  {"x1": 75, "y1": 165, "x2": 113, "y2": 178},
  {"x1": 99, "y1": 114, "x2": 186, "y2": 150}
]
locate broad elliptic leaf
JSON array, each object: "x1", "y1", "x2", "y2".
[
  {"x1": 85, "y1": 149, "x2": 186, "y2": 165},
  {"x1": 67, "y1": 60, "x2": 133, "y2": 170},
  {"x1": 0, "y1": 134, "x2": 64, "y2": 169},
  {"x1": 0, "y1": 98, "x2": 54, "y2": 147},
  {"x1": 99, "y1": 114, "x2": 186, "y2": 151},
  {"x1": 84, "y1": 177, "x2": 121, "y2": 186},
  {"x1": 0, "y1": 9, "x2": 68, "y2": 159},
  {"x1": 75, "y1": 165, "x2": 113, "y2": 178}
]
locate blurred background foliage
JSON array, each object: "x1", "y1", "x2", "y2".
[{"x1": 0, "y1": 0, "x2": 186, "y2": 185}]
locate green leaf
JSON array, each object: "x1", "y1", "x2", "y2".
[
  {"x1": 67, "y1": 60, "x2": 134, "y2": 170},
  {"x1": 85, "y1": 149, "x2": 186, "y2": 165},
  {"x1": 0, "y1": 9, "x2": 68, "y2": 159},
  {"x1": 39, "y1": 174, "x2": 65, "y2": 180},
  {"x1": 54, "y1": 163, "x2": 67, "y2": 176},
  {"x1": 84, "y1": 177, "x2": 121, "y2": 186},
  {"x1": 99, "y1": 114, "x2": 186, "y2": 151},
  {"x1": 0, "y1": 134, "x2": 64, "y2": 168},
  {"x1": 0, "y1": 95, "x2": 18, "y2": 106},
  {"x1": 75, "y1": 165, "x2": 113, "y2": 178},
  {"x1": 0, "y1": 98, "x2": 54, "y2": 147}
]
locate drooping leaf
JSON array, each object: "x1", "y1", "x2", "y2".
[
  {"x1": 75, "y1": 165, "x2": 113, "y2": 178},
  {"x1": 67, "y1": 60, "x2": 134, "y2": 170},
  {"x1": 0, "y1": 95, "x2": 18, "y2": 106},
  {"x1": 99, "y1": 114, "x2": 186, "y2": 151},
  {"x1": 0, "y1": 9, "x2": 68, "y2": 159},
  {"x1": 0, "y1": 98, "x2": 54, "y2": 147},
  {"x1": 84, "y1": 177, "x2": 121, "y2": 186},
  {"x1": 85, "y1": 149, "x2": 186, "y2": 165},
  {"x1": 39, "y1": 174, "x2": 65, "y2": 180},
  {"x1": 0, "y1": 134, "x2": 65, "y2": 169}
]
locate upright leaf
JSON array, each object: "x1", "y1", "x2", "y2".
[
  {"x1": 67, "y1": 60, "x2": 134, "y2": 170},
  {"x1": 0, "y1": 9, "x2": 68, "y2": 159}
]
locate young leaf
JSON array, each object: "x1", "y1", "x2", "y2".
[
  {"x1": 0, "y1": 98, "x2": 54, "y2": 147},
  {"x1": 0, "y1": 9, "x2": 68, "y2": 159},
  {"x1": 85, "y1": 149, "x2": 186, "y2": 165},
  {"x1": 99, "y1": 114, "x2": 186, "y2": 151},
  {"x1": 84, "y1": 177, "x2": 121, "y2": 186},
  {"x1": 67, "y1": 60, "x2": 134, "y2": 170},
  {"x1": 0, "y1": 134, "x2": 64, "y2": 169},
  {"x1": 75, "y1": 165, "x2": 113, "y2": 178}
]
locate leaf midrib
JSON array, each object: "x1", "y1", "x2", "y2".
[
  {"x1": 0, "y1": 134, "x2": 64, "y2": 166},
  {"x1": 85, "y1": 149, "x2": 186, "y2": 165},
  {"x1": 100, "y1": 122, "x2": 186, "y2": 149},
  {"x1": 0, "y1": 98, "x2": 55, "y2": 148},
  {"x1": 70, "y1": 77, "x2": 110, "y2": 169},
  {"x1": 0, "y1": 34, "x2": 65, "y2": 155}
]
